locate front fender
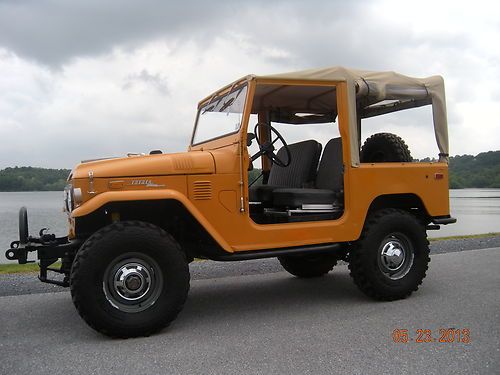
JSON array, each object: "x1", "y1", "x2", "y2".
[{"x1": 71, "y1": 190, "x2": 232, "y2": 251}]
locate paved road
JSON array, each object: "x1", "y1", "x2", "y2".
[
  {"x1": 3, "y1": 234, "x2": 500, "y2": 297},
  {"x1": 0, "y1": 247, "x2": 499, "y2": 375}
]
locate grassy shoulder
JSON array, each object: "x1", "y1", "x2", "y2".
[
  {"x1": 0, "y1": 262, "x2": 61, "y2": 275},
  {"x1": 1, "y1": 232, "x2": 499, "y2": 275},
  {"x1": 0, "y1": 263, "x2": 41, "y2": 274}
]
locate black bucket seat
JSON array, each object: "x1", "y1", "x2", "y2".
[
  {"x1": 249, "y1": 140, "x2": 322, "y2": 205},
  {"x1": 272, "y1": 137, "x2": 343, "y2": 207}
]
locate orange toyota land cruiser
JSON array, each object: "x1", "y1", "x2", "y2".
[{"x1": 6, "y1": 67, "x2": 456, "y2": 337}]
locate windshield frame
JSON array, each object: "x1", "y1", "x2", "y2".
[{"x1": 191, "y1": 83, "x2": 249, "y2": 147}]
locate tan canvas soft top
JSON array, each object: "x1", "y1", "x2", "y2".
[{"x1": 255, "y1": 66, "x2": 448, "y2": 165}]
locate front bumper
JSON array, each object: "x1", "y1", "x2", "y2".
[
  {"x1": 6, "y1": 237, "x2": 82, "y2": 264},
  {"x1": 5, "y1": 207, "x2": 83, "y2": 287}
]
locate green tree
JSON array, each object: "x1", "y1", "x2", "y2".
[
  {"x1": 0, "y1": 167, "x2": 70, "y2": 191},
  {"x1": 448, "y1": 151, "x2": 500, "y2": 188}
]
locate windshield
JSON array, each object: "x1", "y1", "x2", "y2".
[{"x1": 192, "y1": 85, "x2": 248, "y2": 145}]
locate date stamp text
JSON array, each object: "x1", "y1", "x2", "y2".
[{"x1": 392, "y1": 328, "x2": 470, "y2": 344}]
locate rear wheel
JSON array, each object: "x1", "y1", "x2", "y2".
[
  {"x1": 278, "y1": 253, "x2": 338, "y2": 278},
  {"x1": 348, "y1": 209, "x2": 429, "y2": 301},
  {"x1": 70, "y1": 221, "x2": 190, "y2": 338}
]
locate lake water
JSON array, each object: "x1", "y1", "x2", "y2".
[{"x1": 1, "y1": 189, "x2": 499, "y2": 263}]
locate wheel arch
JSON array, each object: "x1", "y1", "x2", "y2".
[
  {"x1": 72, "y1": 193, "x2": 229, "y2": 258},
  {"x1": 367, "y1": 193, "x2": 431, "y2": 223}
]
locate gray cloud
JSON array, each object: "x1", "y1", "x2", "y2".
[
  {"x1": 0, "y1": 0, "x2": 490, "y2": 78},
  {"x1": 0, "y1": 0, "x2": 355, "y2": 67},
  {"x1": 123, "y1": 69, "x2": 169, "y2": 95},
  {"x1": 0, "y1": 0, "x2": 498, "y2": 169},
  {"x1": 0, "y1": 0, "x2": 224, "y2": 65}
]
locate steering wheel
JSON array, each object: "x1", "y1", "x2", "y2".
[{"x1": 251, "y1": 123, "x2": 291, "y2": 167}]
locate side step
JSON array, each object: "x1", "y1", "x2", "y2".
[{"x1": 211, "y1": 243, "x2": 343, "y2": 262}]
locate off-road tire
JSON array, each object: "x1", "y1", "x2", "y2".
[
  {"x1": 70, "y1": 221, "x2": 190, "y2": 338},
  {"x1": 278, "y1": 253, "x2": 338, "y2": 278},
  {"x1": 360, "y1": 133, "x2": 412, "y2": 162},
  {"x1": 348, "y1": 209, "x2": 429, "y2": 301}
]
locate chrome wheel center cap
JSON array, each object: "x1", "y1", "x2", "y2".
[
  {"x1": 125, "y1": 274, "x2": 142, "y2": 291},
  {"x1": 381, "y1": 241, "x2": 405, "y2": 270},
  {"x1": 113, "y1": 263, "x2": 151, "y2": 300}
]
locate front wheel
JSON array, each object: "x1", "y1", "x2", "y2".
[
  {"x1": 348, "y1": 209, "x2": 430, "y2": 301},
  {"x1": 70, "y1": 221, "x2": 190, "y2": 338}
]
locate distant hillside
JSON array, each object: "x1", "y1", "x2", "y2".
[
  {"x1": 448, "y1": 151, "x2": 500, "y2": 189},
  {"x1": 0, "y1": 167, "x2": 70, "y2": 191},
  {"x1": 0, "y1": 151, "x2": 499, "y2": 191}
]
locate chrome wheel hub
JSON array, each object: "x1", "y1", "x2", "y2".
[
  {"x1": 103, "y1": 254, "x2": 163, "y2": 313},
  {"x1": 378, "y1": 234, "x2": 414, "y2": 280},
  {"x1": 113, "y1": 263, "x2": 151, "y2": 300},
  {"x1": 380, "y1": 241, "x2": 405, "y2": 271}
]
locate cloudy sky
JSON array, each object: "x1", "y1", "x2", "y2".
[{"x1": 0, "y1": 0, "x2": 498, "y2": 169}]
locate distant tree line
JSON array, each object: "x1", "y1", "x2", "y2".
[
  {"x1": 417, "y1": 151, "x2": 500, "y2": 188},
  {"x1": 447, "y1": 151, "x2": 500, "y2": 189},
  {"x1": 0, "y1": 150, "x2": 499, "y2": 191},
  {"x1": 0, "y1": 167, "x2": 70, "y2": 191}
]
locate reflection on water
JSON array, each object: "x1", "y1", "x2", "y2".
[
  {"x1": 435, "y1": 189, "x2": 500, "y2": 238},
  {"x1": 1, "y1": 189, "x2": 499, "y2": 263}
]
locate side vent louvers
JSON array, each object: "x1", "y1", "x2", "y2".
[{"x1": 193, "y1": 181, "x2": 212, "y2": 200}]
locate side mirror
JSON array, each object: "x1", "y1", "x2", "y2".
[{"x1": 247, "y1": 133, "x2": 256, "y2": 147}]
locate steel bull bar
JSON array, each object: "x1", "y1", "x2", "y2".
[{"x1": 5, "y1": 207, "x2": 82, "y2": 287}]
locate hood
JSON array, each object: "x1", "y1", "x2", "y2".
[{"x1": 71, "y1": 151, "x2": 215, "y2": 179}]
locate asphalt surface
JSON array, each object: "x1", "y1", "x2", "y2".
[
  {"x1": 0, "y1": 246, "x2": 499, "y2": 375},
  {"x1": 2, "y1": 235, "x2": 500, "y2": 297}
]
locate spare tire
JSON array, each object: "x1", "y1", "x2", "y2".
[{"x1": 360, "y1": 133, "x2": 412, "y2": 163}]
